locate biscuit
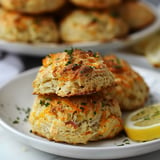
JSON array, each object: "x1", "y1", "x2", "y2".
[
  {"x1": 33, "y1": 49, "x2": 114, "y2": 97},
  {"x1": 118, "y1": 1, "x2": 155, "y2": 30},
  {"x1": 0, "y1": 0, "x2": 66, "y2": 14},
  {"x1": 29, "y1": 93, "x2": 123, "y2": 144},
  {"x1": 70, "y1": 0, "x2": 122, "y2": 9},
  {"x1": 0, "y1": 9, "x2": 59, "y2": 43},
  {"x1": 103, "y1": 55, "x2": 149, "y2": 110},
  {"x1": 60, "y1": 10, "x2": 129, "y2": 43}
]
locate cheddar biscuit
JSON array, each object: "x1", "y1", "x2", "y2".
[
  {"x1": 103, "y1": 55, "x2": 149, "y2": 110},
  {"x1": 70, "y1": 0, "x2": 122, "y2": 9},
  {"x1": 29, "y1": 94, "x2": 122, "y2": 144},
  {"x1": 33, "y1": 49, "x2": 114, "y2": 97},
  {"x1": 118, "y1": 1, "x2": 155, "y2": 30},
  {"x1": 0, "y1": 0, "x2": 66, "y2": 14},
  {"x1": 0, "y1": 9, "x2": 59, "y2": 43},
  {"x1": 60, "y1": 10, "x2": 129, "y2": 43}
]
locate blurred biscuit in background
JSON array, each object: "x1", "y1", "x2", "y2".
[
  {"x1": 70, "y1": 0, "x2": 122, "y2": 9},
  {"x1": 118, "y1": 1, "x2": 155, "y2": 30},
  {"x1": 0, "y1": 8, "x2": 59, "y2": 43},
  {"x1": 0, "y1": 0, "x2": 66, "y2": 14},
  {"x1": 60, "y1": 10, "x2": 129, "y2": 43}
]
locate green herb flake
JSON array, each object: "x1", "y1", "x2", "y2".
[
  {"x1": 116, "y1": 138, "x2": 130, "y2": 146},
  {"x1": 12, "y1": 120, "x2": 19, "y2": 124},
  {"x1": 153, "y1": 110, "x2": 160, "y2": 117},
  {"x1": 117, "y1": 144, "x2": 125, "y2": 146},
  {"x1": 81, "y1": 102, "x2": 87, "y2": 106},
  {"x1": 44, "y1": 102, "x2": 50, "y2": 107},
  {"x1": 64, "y1": 48, "x2": 74, "y2": 66},
  {"x1": 57, "y1": 101, "x2": 61, "y2": 104},
  {"x1": 89, "y1": 65, "x2": 95, "y2": 69},
  {"x1": 116, "y1": 57, "x2": 121, "y2": 64},
  {"x1": 56, "y1": 58, "x2": 60, "y2": 61},
  {"x1": 113, "y1": 65, "x2": 122, "y2": 69},
  {"x1": 64, "y1": 48, "x2": 73, "y2": 56},
  {"x1": 47, "y1": 55, "x2": 51, "y2": 58},
  {"x1": 40, "y1": 100, "x2": 45, "y2": 106},
  {"x1": 40, "y1": 100, "x2": 50, "y2": 107},
  {"x1": 110, "y1": 12, "x2": 119, "y2": 18},
  {"x1": 65, "y1": 61, "x2": 72, "y2": 66},
  {"x1": 144, "y1": 116, "x2": 150, "y2": 120},
  {"x1": 93, "y1": 52, "x2": 99, "y2": 58},
  {"x1": 80, "y1": 107, "x2": 84, "y2": 111},
  {"x1": 92, "y1": 101, "x2": 96, "y2": 104},
  {"x1": 91, "y1": 17, "x2": 98, "y2": 23},
  {"x1": 101, "y1": 102, "x2": 106, "y2": 108}
]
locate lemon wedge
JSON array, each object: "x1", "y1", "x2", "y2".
[{"x1": 124, "y1": 103, "x2": 160, "y2": 142}]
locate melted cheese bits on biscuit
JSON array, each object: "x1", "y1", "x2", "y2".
[{"x1": 33, "y1": 49, "x2": 114, "y2": 97}]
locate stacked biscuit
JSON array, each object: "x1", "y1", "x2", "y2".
[
  {"x1": 29, "y1": 49, "x2": 123, "y2": 144},
  {"x1": 0, "y1": 0, "x2": 155, "y2": 44},
  {"x1": 29, "y1": 49, "x2": 149, "y2": 144}
]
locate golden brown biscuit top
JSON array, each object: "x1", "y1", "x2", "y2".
[
  {"x1": 42, "y1": 49, "x2": 107, "y2": 81},
  {"x1": 103, "y1": 55, "x2": 130, "y2": 73},
  {"x1": 0, "y1": 9, "x2": 56, "y2": 32},
  {"x1": 103, "y1": 55, "x2": 144, "y2": 87}
]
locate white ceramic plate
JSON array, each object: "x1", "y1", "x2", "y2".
[
  {"x1": 0, "y1": 2, "x2": 159, "y2": 57},
  {"x1": 0, "y1": 66, "x2": 160, "y2": 159}
]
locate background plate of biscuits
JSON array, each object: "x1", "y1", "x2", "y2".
[{"x1": 0, "y1": 0, "x2": 159, "y2": 56}]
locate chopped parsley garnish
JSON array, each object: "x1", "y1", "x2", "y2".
[
  {"x1": 40, "y1": 100, "x2": 50, "y2": 107},
  {"x1": 16, "y1": 106, "x2": 21, "y2": 111},
  {"x1": 72, "y1": 64, "x2": 81, "y2": 71},
  {"x1": 89, "y1": 65, "x2": 95, "y2": 69},
  {"x1": 116, "y1": 57, "x2": 121, "y2": 64},
  {"x1": 81, "y1": 102, "x2": 87, "y2": 106},
  {"x1": 93, "y1": 52, "x2": 99, "y2": 58},
  {"x1": 65, "y1": 48, "x2": 74, "y2": 66},
  {"x1": 101, "y1": 102, "x2": 105, "y2": 107},
  {"x1": 113, "y1": 65, "x2": 122, "y2": 69},
  {"x1": 110, "y1": 12, "x2": 119, "y2": 18},
  {"x1": 91, "y1": 17, "x2": 98, "y2": 23},
  {"x1": 40, "y1": 100, "x2": 45, "y2": 105},
  {"x1": 144, "y1": 116, "x2": 150, "y2": 120},
  {"x1": 80, "y1": 107, "x2": 85, "y2": 111},
  {"x1": 44, "y1": 102, "x2": 50, "y2": 107},
  {"x1": 57, "y1": 101, "x2": 61, "y2": 104},
  {"x1": 65, "y1": 48, "x2": 73, "y2": 56},
  {"x1": 153, "y1": 110, "x2": 160, "y2": 117},
  {"x1": 65, "y1": 60, "x2": 72, "y2": 66},
  {"x1": 92, "y1": 101, "x2": 96, "y2": 104},
  {"x1": 47, "y1": 55, "x2": 51, "y2": 58},
  {"x1": 12, "y1": 120, "x2": 19, "y2": 124},
  {"x1": 116, "y1": 138, "x2": 130, "y2": 146}
]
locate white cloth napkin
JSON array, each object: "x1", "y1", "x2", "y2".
[{"x1": 0, "y1": 54, "x2": 24, "y2": 87}]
